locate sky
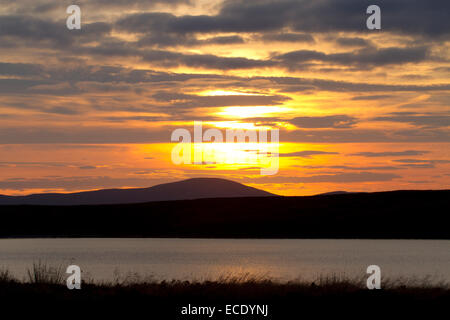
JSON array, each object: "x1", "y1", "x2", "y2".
[{"x1": 0, "y1": 0, "x2": 449, "y2": 196}]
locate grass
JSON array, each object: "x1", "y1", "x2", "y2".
[
  {"x1": 1, "y1": 263, "x2": 449, "y2": 319},
  {"x1": 26, "y1": 260, "x2": 65, "y2": 284},
  {"x1": 1, "y1": 262, "x2": 449, "y2": 290},
  {"x1": 0, "y1": 267, "x2": 14, "y2": 283}
]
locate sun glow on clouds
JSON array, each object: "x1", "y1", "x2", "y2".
[
  {"x1": 199, "y1": 90, "x2": 288, "y2": 120},
  {"x1": 199, "y1": 90, "x2": 261, "y2": 96},
  {"x1": 216, "y1": 106, "x2": 285, "y2": 119},
  {"x1": 0, "y1": 0, "x2": 448, "y2": 195}
]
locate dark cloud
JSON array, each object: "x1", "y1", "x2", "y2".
[
  {"x1": 282, "y1": 127, "x2": 450, "y2": 143},
  {"x1": 0, "y1": 79, "x2": 52, "y2": 93},
  {"x1": 43, "y1": 106, "x2": 82, "y2": 115},
  {"x1": 141, "y1": 50, "x2": 274, "y2": 70},
  {"x1": 336, "y1": 37, "x2": 372, "y2": 47},
  {"x1": 102, "y1": 116, "x2": 170, "y2": 123},
  {"x1": 372, "y1": 113, "x2": 450, "y2": 128},
  {"x1": 152, "y1": 91, "x2": 290, "y2": 107},
  {"x1": 204, "y1": 35, "x2": 245, "y2": 44},
  {"x1": 0, "y1": 0, "x2": 190, "y2": 14},
  {"x1": 279, "y1": 151, "x2": 339, "y2": 158},
  {"x1": 270, "y1": 77, "x2": 450, "y2": 92},
  {"x1": 389, "y1": 158, "x2": 450, "y2": 169},
  {"x1": 0, "y1": 123, "x2": 448, "y2": 144},
  {"x1": 0, "y1": 15, "x2": 68, "y2": 45},
  {"x1": 273, "y1": 47, "x2": 429, "y2": 70},
  {"x1": 86, "y1": 45, "x2": 432, "y2": 71},
  {"x1": 301, "y1": 165, "x2": 402, "y2": 171},
  {"x1": 350, "y1": 150, "x2": 429, "y2": 157},
  {"x1": 88, "y1": 0, "x2": 189, "y2": 5},
  {"x1": 259, "y1": 33, "x2": 315, "y2": 43},
  {"x1": 0, "y1": 126, "x2": 174, "y2": 144},
  {"x1": 0, "y1": 62, "x2": 43, "y2": 76},
  {"x1": 0, "y1": 161, "x2": 68, "y2": 167},
  {"x1": 115, "y1": 0, "x2": 450, "y2": 37},
  {"x1": 289, "y1": 115, "x2": 357, "y2": 129},
  {"x1": 393, "y1": 159, "x2": 450, "y2": 164},
  {"x1": 0, "y1": 15, "x2": 111, "y2": 48},
  {"x1": 351, "y1": 95, "x2": 393, "y2": 100},
  {"x1": 81, "y1": 44, "x2": 431, "y2": 71},
  {"x1": 136, "y1": 33, "x2": 245, "y2": 48},
  {"x1": 0, "y1": 175, "x2": 168, "y2": 191},
  {"x1": 249, "y1": 172, "x2": 401, "y2": 184},
  {"x1": 2, "y1": 61, "x2": 447, "y2": 98},
  {"x1": 79, "y1": 166, "x2": 97, "y2": 170}
]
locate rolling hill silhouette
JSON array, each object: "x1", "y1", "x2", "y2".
[
  {"x1": 0, "y1": 189, "x2": 448, "y2": 239},
  {"x1": 0, "y1": 178, "x2": 274, "y2": 206}
]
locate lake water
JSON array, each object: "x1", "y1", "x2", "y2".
[{"x1": 1, "y1": 238, "x2": 449, "y2": 284}]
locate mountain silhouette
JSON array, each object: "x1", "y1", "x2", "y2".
[{"x1": 0, "y1": 178, "x2": 275, "y2": 206}]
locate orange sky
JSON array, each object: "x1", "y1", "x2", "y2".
[{"x1": 0, "y1": 0, "x2": 449, "y2": 195}]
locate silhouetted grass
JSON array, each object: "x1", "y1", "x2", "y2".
[
  {"x1": 26, "y1": 260, "x2": 65, "y2": 284},
  {"x1": 2, "y1": 262, "x2": 449, "y2": 289},
  {"x1": 1, "y1": 264, "x2": 449, "y2": 319},
  {"x1": 0, "y1": 267, "x2": 15, "y2": 283}
]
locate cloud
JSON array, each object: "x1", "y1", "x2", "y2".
[
  {"x1": 141, "y1": 50, "x2": 274, "y2": 70},
  {"x1": 249, "y1": 172, "x2": 401, "y2": 184},
  {"x1": 281, "y1": 128, "x2": 450, "y2": 143},
  {"x1": 300, "y1": 165, "x2": 402, "y2": 171},
  {"x1": 85, "y1": 45, "x2": 431, "y2": 71},
  {"x1": 0, "y1": 161, "x2": 68, "y2": 168},
  {"x1": 79, "y1": 166, "x2": 97, "y2": 170},
  {"x1": 115, "y1": 0, "x2": 449, "y2": 37},
  {"x1": 372, "y1": 113, "x2": 450, "y2": 128},
  {"x1": 0, "y1": 15, "x2": 112, "y2": 48},
  {"x1": 350, "y1": 150, "x2": 429, "y2": 157},
  {"x1": 0, "y1": 62, "x2": 43, "y2": 76},
  {"x1": 391, "y1": 158, "x2": 450, "y2": 169},
  {"x1": 270, "y1": 77, "x2": 450, "y2": 93},
  {"x1": 273, "y1": 47, "x2": 429, "y2": 70},
  {"x1": 43, "y1": 106, "x2": 82, "y2": 115},
  {"x1": 152, "y1": 91, "x2": 290, "y2": 107},
  {"x1": 0, "y1": 175, "x2": 169, "y2": 192},
  {"x1": 0, "y1": 0, "x2": 190, "y2": 15},
  {"x1": 279, "y1": 150, "x2": 339, "y2": 158},
  {"x1": 351, "y1": 95, "x2": 393, "y2": 100},
  {"x1": 203, "y1": 35, "x2": 245, "y2": 44},
  {"x1": 335, "y1": 37, "x2": 372, "y2": 47},
  {"x1": 1, "y1": 123, "x2": 448, "y2": 144},
  {"x1": 259, "y1": 33, "x2": 315, "y2": 43},
  {"x1": 393, "y1": 159, "x2": 450, "y2": 164},
  {"x1": 1, "y1": 61, "x2": 447, "y2": 97},
  {"x1": 297, "y1": 172, "x2": 401, "y2": 183},
  {"x1": 0, "y1": 125, "x2": 174, "y2": 144},
  {"x1": 137, "y1": 33, "x2": 245, "y2": 48},
  {"x1": 289, "y1": 115, "x2": 357, "y2": 129}
]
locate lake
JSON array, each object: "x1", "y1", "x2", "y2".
[{"x1": 1, "y1": 238, "x2": 449, "y2": 283}]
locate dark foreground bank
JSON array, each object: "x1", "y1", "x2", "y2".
[
  {"x1": 1, "y1": 274, "x2": 449, "y2": 319},
  {"x1": 0, "y1": 190, "x2": 449, "y2": 238}
]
